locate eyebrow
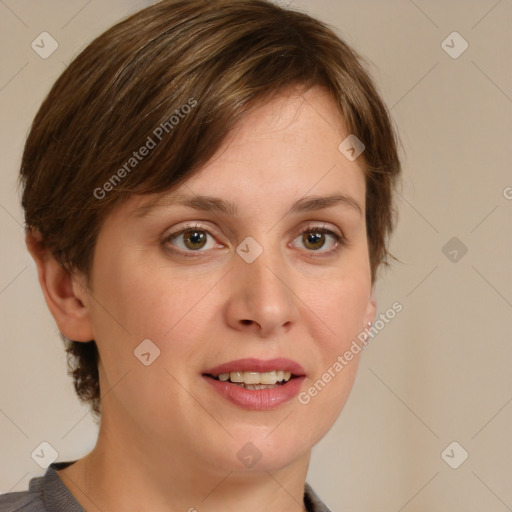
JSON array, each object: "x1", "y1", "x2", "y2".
[{"x1": 134, "y1": 192, "x2": 363, "y2": 218}]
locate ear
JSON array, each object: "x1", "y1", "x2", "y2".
[
  {"x1": 25, "y1": 229, "x2": 94, "y2": 342},
  {"x1": 363, "y1": 287, "x2": 377, "y2": 330}
]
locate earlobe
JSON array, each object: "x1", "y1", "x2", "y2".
[
  {"x1": 364, "y1": 288, "x2": 377, "y2": 329},
  {"x1": 25, "y1": 229, "x2": 94, "y2": 342}
]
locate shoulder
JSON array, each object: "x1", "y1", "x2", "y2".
[
  {"x1": 0, "y1": 461, "x2": 81, "y2": 512},
  {"x1": 0, "y1": 480, "x2": 46, "y2": 511}
]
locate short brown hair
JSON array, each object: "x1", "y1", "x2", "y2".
[{"x1": 20, "y1": 0, "x2": 402, "y2": 418}]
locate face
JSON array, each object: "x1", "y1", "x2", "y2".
[{"x1": 80, "y1": 86, "x2": 376, "y2": 474}]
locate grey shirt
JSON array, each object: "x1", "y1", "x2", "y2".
[{"x1": 0, "y1": 461, "x2": 332, "y2": 511}]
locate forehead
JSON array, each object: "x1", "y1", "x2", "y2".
[
  {"x1": 178, "y1": 88, "x2": 363, "y2": 197},
  {"x1": 117, "y1": 85, "x2": 367, "y2": 221}
]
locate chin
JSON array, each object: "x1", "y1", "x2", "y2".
[{"x1": 218, "y1": 428, "x2": 312, "y2": 473}]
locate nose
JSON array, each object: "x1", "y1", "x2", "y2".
[{"x1": 223, "y1": 246, "x2": 299, "y2": 337}]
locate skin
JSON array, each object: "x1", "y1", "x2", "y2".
[{"x1": 27, "y1": 85, "x2": 376, "y2": 512}]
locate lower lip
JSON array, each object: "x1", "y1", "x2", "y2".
[{"x1": 203, "y1": 375, "x2": 306, "y2": 410}]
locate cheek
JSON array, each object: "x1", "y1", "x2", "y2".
[
  {"x1": 90, "y1": 254, "x2": 219, "y2": 379},
  {"x1": 89, "y1": 257, "x2": 213, "y2": 427},
  {"x1": 92, "y1": 251, "x2": 199, "y2": 336},
  {"x1": 303, "y1": 271, "x2": 371, "y2": 353},
  {"x1": 295, "y1": 270, "x2": 371, "y2": 426}
]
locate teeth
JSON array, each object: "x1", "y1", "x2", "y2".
[
  {"x1": 244, "y1": 371, "x2": 262, "y2": 385},
  {"x1": 216, "y1": 371, "x2": 292, "y2": 385},
  {"x1": 230, "y1": 371, "x2": 244, "y2": 383},
  {"x1": 260, "y1": 371, "x2": 277, "y2": 385}
]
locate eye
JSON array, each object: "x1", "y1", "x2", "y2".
[
  {"x1": 291, "y1": 225, "x2": 344, "y2": 253},
  {"x1": 164, "y1": 223, "x2": 220, "y2": 253}
]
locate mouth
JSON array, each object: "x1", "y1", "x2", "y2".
[{"x1": 202, "y1": 358, "x2": 306, "y2": 410}]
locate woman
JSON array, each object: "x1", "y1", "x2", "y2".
[{"x1": 1, "y1": 0, "x2": 401, "y2": 510}]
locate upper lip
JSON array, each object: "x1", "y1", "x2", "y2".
[{"x1": 203, "y1": 358, "x2": 306, "y2": 377}]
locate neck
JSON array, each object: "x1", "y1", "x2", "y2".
[{"x1": 58, "y1": 407, "x2": 311, "y2": 512}]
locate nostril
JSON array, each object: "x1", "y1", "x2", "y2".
[{"x1": 241, "y1": 319, "x2": 252, "y2": 325}]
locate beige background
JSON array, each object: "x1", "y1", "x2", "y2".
[{"x1": 1, "y1": 0, "x2": 511, "y2": 510}]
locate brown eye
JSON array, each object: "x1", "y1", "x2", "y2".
[
  {"x1": 302, "y1": 231, "x2": 326, "y2": 250},
  {"x1": 182, "y1": 230, "x2": 207, "y2": 250},
  {"x1": 166, "y1": 226, "x2": 218, "y2": 252},
  {"x1": 292, "y1": 227, "x2": 343, "y2": 253}
]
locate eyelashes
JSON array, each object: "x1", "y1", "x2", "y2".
[
  {"x1": 291, "y1": 226, "x2": 344, "y2": 253},
  {"x1": 164, "y1": 224, "x2": 219, "y2": 254},
  {"x1": 162, "y1": 222, "x2": 346, "y2": 258}
]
